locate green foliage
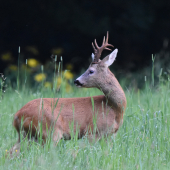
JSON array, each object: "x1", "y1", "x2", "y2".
[
  {"x1": 0, "y1": 74, "x2": 170, "y2": 169},
  {"x1": 0, "y1": 73, "x2": 7, "y2": 102},
  {"x1": 0, "y1": 52, "x2": 170, "y2": 169}
]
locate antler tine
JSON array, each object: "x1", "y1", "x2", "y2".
[
  {"x1": 102, "y1": 36, "x2": 105, "y2": 46},
  {"x1": 94, "y1": 39, "x2": 99, "y2": 48},
  {"x1": 106, "y1": 31, "x2": 109, "y2": 43},
  {"x1": 105, "y1": 47, "x2": 112, "y2": 51},
  {"x1": 92, "y1": 42, "x2": 95, "y2": 51},
  {"x1": 92, "y1": 31, "x2": 114, "y2": 63},
  {"x1": 92, "y1": 42, "x2": 97, "y2": 55}
]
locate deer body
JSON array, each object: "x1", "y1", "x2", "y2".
[{"x1": 10, "y1": 32, "x2": 126, "y2": 154}]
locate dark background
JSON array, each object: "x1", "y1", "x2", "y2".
[{"x1": 0, "y1": 0, "x2": 170, "y2": 73}]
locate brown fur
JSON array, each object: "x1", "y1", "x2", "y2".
[
  {"x1": 10, "y1": 35, "x2": 126, "y2": 156},
  {"x1": 10, "y1": 93, "x2": 126, "y2": 155},
  {"x1": 10, "y1": 69, "x2": 126, "y2": 155}
]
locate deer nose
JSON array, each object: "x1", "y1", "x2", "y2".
[{"x1": 74, "y1": 80, "x2": 83, "y2": 86}]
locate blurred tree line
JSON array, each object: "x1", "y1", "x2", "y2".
[{"x1": 0, "y1": 0, "x2": 170, "y2": 74}]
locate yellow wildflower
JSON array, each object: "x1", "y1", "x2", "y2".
[
  {"x1": 34, "y1": 73, "x2": 46, "y2": 82},
  {"x1": 8, "y1": 64, "x2": 18, "y2": 71},
  {"x1": 66, "y1": 84, "x2": 72, "y2": 93},
  {"x1": 25, "y1": 46, "x2": 39, "y2": 55},
  {"x1": 27, "y1": 58, "x2": 39, "y2": 68},
  {"x1": 53, "y1": 77, "x2": 63, "y2": 89},
  {"x1": 64, "y1": 71, "x2": 73, "y2": 80},
  {"x1": 1, "y1": 52, "x2": 13, "y2": 61},
  {"x1": 5, "y1": 149, "x2": 7, "y2": 152},
  {"x1": 51, "y1": 47, "x2": 63, "y2": 55},
  {"x1": 66, "y1": 63, "x2": 73, "y2": 70},
  {"x1": 56, "y1": 77, "x2": 62, "y2": 86},
  {"x1": 54, "y1": 76, "x2": 73, "y2": 92},
  {"x1": 15, "y1": 150, "x2": 17, "y2": 152},
  {"x1": 44, "y1": 81, "x2": 52, "y2": 88}
]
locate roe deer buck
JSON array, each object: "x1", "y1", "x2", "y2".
[{"x1": 10, "y1": 32, "x2": 126, "y2": 154}]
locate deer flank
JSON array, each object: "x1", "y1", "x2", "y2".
[{"x1": 10, "y1": 32, "x2": 126, "y2": 155}]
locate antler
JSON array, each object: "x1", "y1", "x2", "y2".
[{"x1": 92, "y1": 31, "x2": 114, "y2": 63}]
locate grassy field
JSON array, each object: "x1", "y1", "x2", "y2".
[{"x1": 0, "y1": 73, "x2": 170, "y2": 170}]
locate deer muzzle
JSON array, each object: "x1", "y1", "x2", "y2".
[{"x1": 74, "y1": 80, "x2": 83, "y2": 87}]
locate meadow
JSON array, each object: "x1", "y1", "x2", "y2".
[{"x1": 0, "y1": 59, "x2": 170, "y2": 170}]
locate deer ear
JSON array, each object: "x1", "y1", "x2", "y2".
[
  {"x1": 103, "y1": 49, "x2": 118, "y2": 67},
  {"x1": 91, "y1": 53, "x2": 94, "y2": 61}
]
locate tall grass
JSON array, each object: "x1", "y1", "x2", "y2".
[{"x1": 0, "y1": 58, "x2": 170, "y2": 169}]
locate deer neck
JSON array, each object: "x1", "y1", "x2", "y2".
[{"x1": 98, "y1": 69, "x2": 126, "y2": 113}]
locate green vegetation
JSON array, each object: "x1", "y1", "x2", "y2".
[{"x1": 0, "y1": 59, "x2": 170, "y2": 169}]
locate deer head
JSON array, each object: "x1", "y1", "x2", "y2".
[{"x1": 74, "y1": 32, "x2": 118, "y2": 89}]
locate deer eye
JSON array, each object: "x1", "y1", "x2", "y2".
[{"x1": 89, "y1": 70, "x2": 94, "y2": 75}]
